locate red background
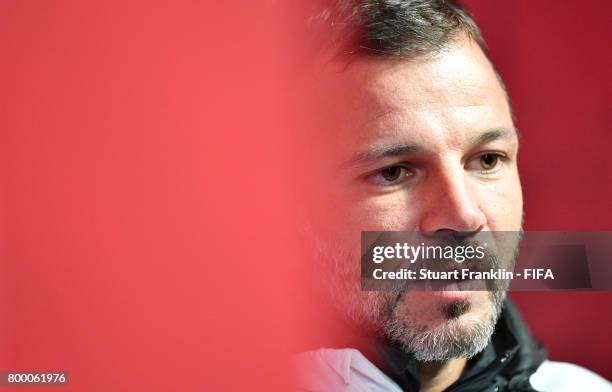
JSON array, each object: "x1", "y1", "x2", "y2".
[
  {"x1": 1, "y1": 1, "x2": 298, "y2": 390},
  {"x1": 0, "y1": 1, "x2": 610, "y2": 391}
]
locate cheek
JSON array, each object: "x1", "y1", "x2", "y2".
[
  {"x1": 348, "y1": 192, "x2": 419, "y2": 231},
  {"x1": 310, "y1": 191, "x2": 419, "y2": 259},
  {"x1": 480, "y1": 173, "x2": 523, "y2": 230}
]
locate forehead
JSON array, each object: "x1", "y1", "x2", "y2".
[{"x1": 312, "y1": 38, "x2": 513, "y2": 153}]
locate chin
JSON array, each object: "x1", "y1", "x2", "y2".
[{"x1": 384, "y1": 290, "x2": 502, "y2": 361}]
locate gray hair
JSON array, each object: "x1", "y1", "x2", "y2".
[{"x1": 309, "y1": 0, "x2": 488, "y2": 60}]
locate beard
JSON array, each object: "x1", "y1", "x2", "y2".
[
  {"x1": 383, "y1": 289, "x2": 506, "y2": 361},
  {"x1": 307, "y1": 228, "x2": 521, "y2": 362}
]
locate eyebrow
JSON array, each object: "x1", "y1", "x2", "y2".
[
  {"x1": 469, "y1": 127, "x2": 519, "y2": 145},
  {"x1": 344, "y1": 127, "x2": 518, "y2": 169},
  {"x1": 343, "y1": 143, "x2": 420, "y2": 169}
]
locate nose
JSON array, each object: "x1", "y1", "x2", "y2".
[{"x1": 418, "y1": 167, "x2": 486, "y2": 235}]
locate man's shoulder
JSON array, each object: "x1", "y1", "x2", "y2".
[
  {"x1": 530, "y1": 360, "x2": 611, "y2": 392},
  {"x1": 292, "y1": 349, "x2": 612, "y2": 392},
  {"x1": 291, "y1": 348, "x2": 402, "y2": 392}
]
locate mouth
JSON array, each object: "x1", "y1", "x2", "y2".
[{"x1": 417, "y1": 279, "x2": 487, "y2": 301}]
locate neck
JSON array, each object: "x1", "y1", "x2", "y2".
[{"x1": 417, "y1": 358, "x2": 468, "y2": 392}]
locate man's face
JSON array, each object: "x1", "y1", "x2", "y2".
[{"x1": 304, "y1": 37, "x2": 523, "y2": 360}]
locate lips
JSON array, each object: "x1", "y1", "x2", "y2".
[
  {"x1": 412, "y1": 279, "x2": 487, "y2": 301},
  {"x1": 437, "y1": 280, "x2": 485, "y2": 291},
  {"x1": 417, "y1": 273, "x2": 488, "y2": 290},
  {"x1": 413, "y1": 254, "x2": 501, "y2": 291}
]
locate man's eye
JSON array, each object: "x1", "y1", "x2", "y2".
[
  {"x1": 480, "y1": 153, "x2": 499, "y2": 170},
  {"x1": 381, "y1": 166, "x2": 403, "y2": 181},
  {"x1": 370, "y1": 165, "x2": 412, "y2": 186},
  {"x1": 467, "y1": 152, "x2": 505, "y2": 173}
]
